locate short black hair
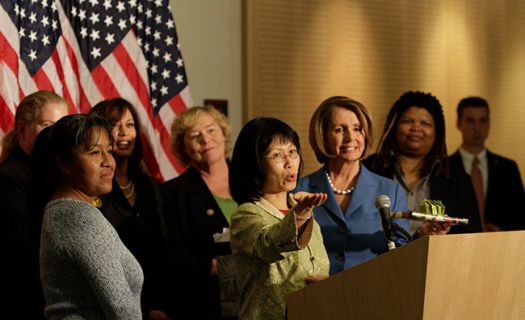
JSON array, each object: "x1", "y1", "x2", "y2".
[
  {"x1": 457, "y1": 97, "x2": 490, "y2": 121},
  {"x1": 31, "y1": 113, "x2": 113, "y2": 211},
  {"x1": 229, "y1": 117, "x2": 303, "y2": 204}
]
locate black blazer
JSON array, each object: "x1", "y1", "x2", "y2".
[
  {"x1": 99, "y1": 171, "x2": 172, "y2": 318},
  {"x1": 364, "y1": 154, "x2": 482, "y2": 234},
  {"x1": 449, "y1": 150, "x2": 525, "y2": 230},
  {"x1": 160, "y1": 166, "x2": 230, "y2": 319}
]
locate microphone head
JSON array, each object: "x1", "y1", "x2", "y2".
[{"x1": 375, "y1": 195, "x2": 391, "y2": 209}]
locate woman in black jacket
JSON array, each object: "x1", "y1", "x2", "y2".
[{"x1": 365, "y1": 91, "x2": 482, "y2": 234}]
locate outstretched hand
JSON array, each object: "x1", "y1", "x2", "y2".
[{"x1": 293, "y1": 192, "x2": 328, "y2": 219}]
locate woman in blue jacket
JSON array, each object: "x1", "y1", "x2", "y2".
[{"x1": 296, "y1": 96, "x2": 445, "y2": 275}]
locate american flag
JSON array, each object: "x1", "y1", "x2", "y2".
[{"x1": 0, "y1": 0, "x2": 191, "y2": 181}]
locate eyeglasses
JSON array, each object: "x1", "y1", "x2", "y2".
[{"x1": 265, "y1": 149, "x2": 300, "y2": 163}]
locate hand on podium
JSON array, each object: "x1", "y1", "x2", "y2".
[{"x1": 417, "y1": 221, "x2": 451, "y2": 236}]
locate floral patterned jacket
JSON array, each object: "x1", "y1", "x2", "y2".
[{"x1": 230, "y1": 196, "x2": 329, "y2": 320}]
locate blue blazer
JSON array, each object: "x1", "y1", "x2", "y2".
[{"x1": 295, "y1": 165, "x2": 409, "y2": 275}]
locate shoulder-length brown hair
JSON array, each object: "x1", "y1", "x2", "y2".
[{"x1": 309, "y1": 96, "x2": 373, "y2": 164}]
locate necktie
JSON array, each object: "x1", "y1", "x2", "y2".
[{"x1": 471, "y1": 157, "x2": 485, "y2": 226}]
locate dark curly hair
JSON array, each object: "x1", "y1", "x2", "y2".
[{"x1": 372, "y1": 91, "x2": 448, "y2": 177}]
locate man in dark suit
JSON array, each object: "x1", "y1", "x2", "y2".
[{"x1": 449, "y1": 97, "x2": 525, "y2": 231}]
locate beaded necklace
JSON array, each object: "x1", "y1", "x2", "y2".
[{"x1": 325, "y1": 171, "x2": 355, "y2": 195}]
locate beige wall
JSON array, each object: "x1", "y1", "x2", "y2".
[
  {"x1": 170, "y1": 0, "x2": 243, "y2": 138},
  {"x1": 171, "y1": 0, "x2": 525, "y2": 181},
  {"x1": 245, "y1": 0, "x2": 525, "y2": 180}
]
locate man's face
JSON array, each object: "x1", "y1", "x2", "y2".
[{"x1": 457, "y1": 106, "x2": 490, "y2": 149}]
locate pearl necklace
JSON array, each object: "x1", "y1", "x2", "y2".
[
  {"x1": 325, "y1": 171, "x2": 355, "y2": 195},
  {"x1": 119, "y1": 181, "x2": 135, "y2": 199}
]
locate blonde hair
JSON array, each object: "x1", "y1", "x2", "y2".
[
  {"x1": 0, "y1": 90, "x2": 68, "y2": 163},
  {"x1": 309, "y1": 96, "x2": 373, "y2": 164},
  {"x1": 170, "y1": 106, "x2": 232, "y2": 166}
]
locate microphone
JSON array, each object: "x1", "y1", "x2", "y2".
[
  {"x1": 390, "y1": 211, "x2": 469, "y2": 225},
  {"x1": 375, "y1": 195, "x2": 395, "y2": 250}
]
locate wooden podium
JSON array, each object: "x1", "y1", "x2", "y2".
[{"x1": 287, "y1": 231, "x2": 525, "y2": 320}]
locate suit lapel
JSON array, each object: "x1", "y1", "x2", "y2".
[
  {"x1": 345, "y1": 166, "x2": 373, "y2": 217},
  {"x1": 308, "y1": 168, "x2": 346, "y2": 224}
]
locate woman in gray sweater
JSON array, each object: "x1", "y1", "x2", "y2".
[{"x1": 36, "y1": 114, "x2": 143, "y2": 319}]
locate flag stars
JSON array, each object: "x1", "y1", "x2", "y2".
[
  {"x1": 155, "y1": 15, "x2": 162, "y2": 24},
  {"x1": 105, "y1": 33, "x2": 115, "y2": 45},
  {"x1": 175, "y1": 74, "x2": 184, "y2": 84},
  {"x1": 42, "y1": 16, "x2": 50, "y2": 27},
  {"x1": 117, "y1": 1, "x2": 126, "y2": 12},
  {"x1": 51, "y1": 2, "x2": 57, "y2": 11},
  {"x1": 161, "y1": 69, "x2": 170, "y2": 79},
  {"x1": 19, "y1": 27, "x2": 26, "y2": 38},
  {"x1": 151, "y1": 81, "x2": 157, "y2": 90},
  {"x1": 176, "y1": 58, "x2": 183, "y2": 67},
  {"x1": 90, "y1": 29, "x2": 100, "y2": 41},
  {"x1": 42, "y1": 35, "x2": 50, "y2": 46},
  {"x1": 151, "y1": 64, "x2": 158, "y2": 74},
  {"x1": 152, "y1": 47, "x2": 159, "y2": 57},
  {"x1": 145, "y1": 26, "x2": 151, "y2": 35},
  {"x1": 29, "y1": 12, "x2": 37, "y2": 24},
  {"x1": 52, "y1": 20, "x2": 58, "y2": 30},
  {"x1": 104, "y1": 16, "x2": 113, "y2": 27},
  {"x1": 136, "y1": 20, "x2": 143, "y2": 30},
  {"x1": 89, "y1": 0, "x2": 99, "y2": 6},
  {"x1": 89, "y1": 12, "x2": 100, "y2": 25},
  {"x1": 78, "y1": 10, "x2": 87, "y2": 21},
  {"x1": 155, "y1": 0, "x2": 163, "y2": 7},
  {"x1": 129, "y1": 0, "x2": 137, "y2": 8},
  {"x1": 91, "y1": 47, "x2": 102, "y2": 59},
  {"x1": 71, "y1": 6, "x2": 77, "y2": 17},
  {"x1": 146, "y1": 9, "x2": 153, "y2": 19},
  {"x1": 166, "y1": 36, "x2": 173, "y2": 46},
  {"x1": 28, "y1": 30, "x2": 38, "y2": 42},
  {"x1": 118, "y1": 19, "x2": 127, "y2": 30},
  {"x1": 166, "y1": 19, "x2": 174, "y2": 29},
  {"x1": 160, "y1": 86, "x2": 168, "y2": 96},
  {"x1": 154, "y1": 31, "x2": 161, "y2": 40},
  {"x1": 103, "y1": 0, "x2": 112, "y2": 10},
  {"x1": 80, "y1": 27, "x2": 88, "y2": 38},
  {"x1": 28, "y1": 50, "x2": 37, "y2": 61},
  {"x1": 163, "y1": 52, "x2": 172, "y2": 63},
  {"x1": 130, "y1": 15, "x2": 137, "y2": 25}
]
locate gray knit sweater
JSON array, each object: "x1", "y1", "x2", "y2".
[{"x1": 40, "y1": 198, "x2": 143, "y2": 319}]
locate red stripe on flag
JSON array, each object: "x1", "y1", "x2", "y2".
[
  {"x1": 32, "y1": 68, "x2": 54, "y2": 92},
  {"x1": 168, "y1": 93, "x2": 188, "y2": 116},
  {"x1": 0, "y1": 95, "x2": 14, "y2": 132},
  {"x1": 112, "y1": 44, "x2": 154, "y2": 121},
  {"x1": 153, "y1": 114, "x2": 186, "y2": 174},
  {"x1": 50, "y1": 51, "x2": 77, "y2": 114},
  {"x1": 0, "y1": 33, "x2": 19, "y2": 75},
  {"x1": 91, "y1": 64, "x2": 121, "y2": 99},
  {"x1": 61, "y1": 38, "x2": 92, "y2": 113}
]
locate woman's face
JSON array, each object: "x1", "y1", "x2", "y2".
[
  {"x1": 110, "y1": 108, "x2": 137, "y2": 159},
  {"x1": 325, "y1": 107, "x2": 365, "y2": 163},
  {"x1": 395, "y1": 106, "x2": 436, "y2": 158},
  {"x1": 262, "y1": 138, "x2": 301, "y2": 195},
  {"x1": 183, "y1": 112, "x2": 226, "y2": 167},
  {"x1": 66, "y1": 129, "x2": 115, "y2": 198},
  {"x1": 19, "y1": 101, "x2": 68, "y2": 155}
]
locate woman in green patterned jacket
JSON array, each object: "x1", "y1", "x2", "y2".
[{"x1": 229, "y1": 117, "x2": 330, "y2": 320}]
